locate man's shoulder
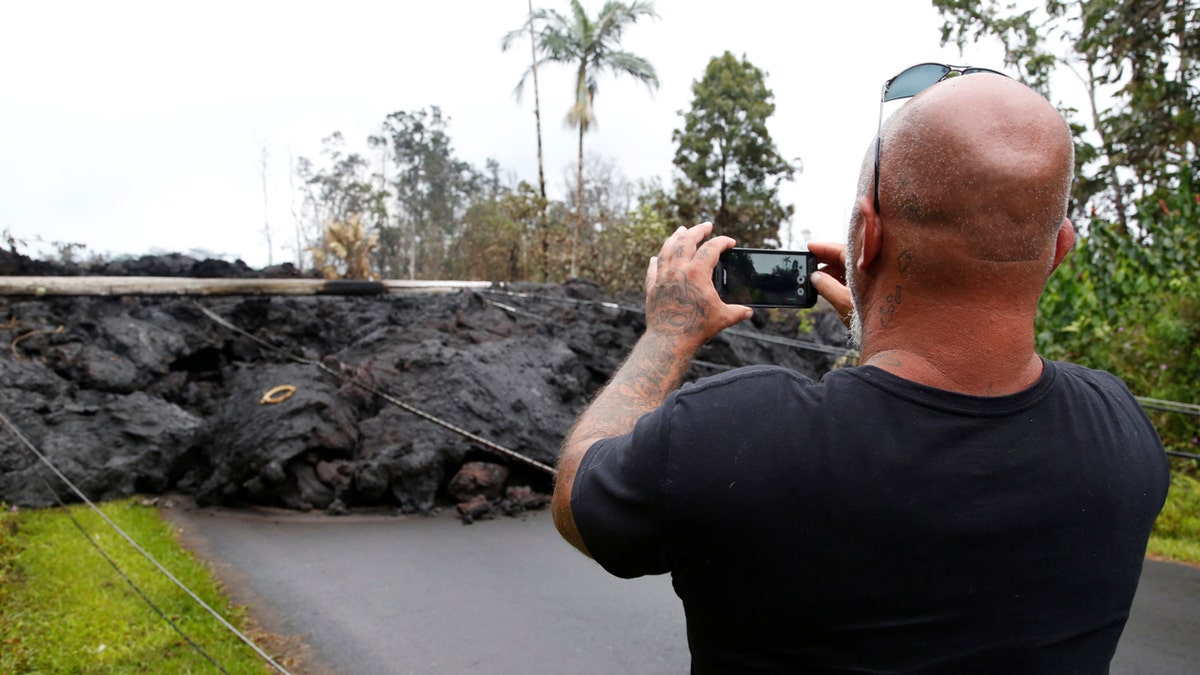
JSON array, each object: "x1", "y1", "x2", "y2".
[
  {"x1": 679, "y1": 364, "x2": 821, "y2": 398},
  {"x1": 668, "y1": 365, "x2": 879, "y2": 423},
  {"x1": 1044, "y1": 359, "x2": 1137, "y2": 398}
]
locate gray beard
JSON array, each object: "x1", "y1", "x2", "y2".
[
  {"x1": 844, "y1": 252, "x2": 864, "y2": 351},
  {"x1": 846, "y1": 308, "x2": 863, "y2": 351}
]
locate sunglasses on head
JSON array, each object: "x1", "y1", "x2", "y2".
[{"x1": 873, "y1": 63, "x2": 1009, "y2": 214}]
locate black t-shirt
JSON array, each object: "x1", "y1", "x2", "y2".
[{"x1": 571, "y1": 361, "x2": 1169, "y2": 674}]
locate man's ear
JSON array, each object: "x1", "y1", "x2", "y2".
[
  {"x1": 856, "y1": 194, "x2": 883, "y2": 272},
  {"x1": 1051, "y1": 218, "x2": 1075, "y2": 272}
]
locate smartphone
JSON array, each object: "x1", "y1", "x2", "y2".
[{"x1": 713, "y1": 247, "x2": 818, "y2": 308}]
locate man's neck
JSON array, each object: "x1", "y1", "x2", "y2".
[{"x1": 858, "y1": 305, "x2": 1043, "y2": 397}]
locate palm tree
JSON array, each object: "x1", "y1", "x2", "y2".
[{"x1": 507, "y1": 0, "x2": 659, "y2": 278}]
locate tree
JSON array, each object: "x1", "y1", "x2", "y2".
[
  {"x1": 522, "y1": 0, "x2": 659, "y2": 277},
  {"x1": 501, "y1": 0, "x2": 553, "y2": 281},
  {"x1": 580, "y1": 177, "x2": 673, "y2": 291},
  {"x1": 673, "y1": 51, "x2": 799, "y2": 249},
  {"x1": 451, "y1": 181, "x2": 548, "y2": 282},
  {"x1": 372, "y1": 107, "x2": 480, "y2": 279},
  {"x1": 258, "y1": 141, "x2": 273, "y2": 267},
  {"x1": 934, "y1": 0, "x2": 1199, "y2": 231}
]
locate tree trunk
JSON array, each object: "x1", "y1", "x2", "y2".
[
  {"x1": 260, "y1": 145, "x2": 273, "y2": 267},
  {"x1": 573, "y1": 119, "x2": 584, "y2": 279},
  {"x1": 526, "y1": 0, "x2": 550, "y2": 282},
  {"x1": 1082, "y1": 57, "x2": 1129, "y2": 233}
]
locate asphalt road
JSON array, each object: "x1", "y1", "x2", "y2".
[{"x1": 168, "y1": 504, "x2": 1200, "y2": 675}]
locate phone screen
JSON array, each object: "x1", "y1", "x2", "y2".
[{"x1": 714, "y1": 248, "x2": 817, "y2": 308}]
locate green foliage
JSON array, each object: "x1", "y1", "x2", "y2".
[
  {"x1": 0, "y1": 504, "x2": 18, "y2": 614},
  {"x1": 1147, "y1": 473, "x2": 1200, "y2": 565},
  {"x1": 451, "y1": 182, "x2": 549, "y2": 282},
  {"x1": 1037, "y1": 166, "x2": 1200, "y2": 456},
  {"x1": 0, "y1": 500, "x2": 277, "y2": 673},
  {"x1": 1077, "y1": 1, "x2": 1200, "y2": 188},
  {"x1": 580, "y1": 182, "x2": 673, "y2": 291},
  {"x1": 673, "y1": 51, "x2": 798, "y2": 248}
]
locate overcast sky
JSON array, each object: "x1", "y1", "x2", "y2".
[{"x1": 1, "y1": 0, "x2": 1011, "y2": 269}]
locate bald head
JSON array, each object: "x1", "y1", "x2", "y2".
[{"x1": 873, "y1": 73, "x2": 1074, "y2": 264}]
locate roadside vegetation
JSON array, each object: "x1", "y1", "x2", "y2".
[
  {"x1": 0, "y1": 498, "x2": 284, "y2": 674},
  {"x1": 937, "y1": 1, "x2": 1199, "y2": 566}
]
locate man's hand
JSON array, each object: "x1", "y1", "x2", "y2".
[
  {"x1": 807, "y1": 241, "x2": 854, "y2": 329},
  {"x1": 552, "y1": 222, "x2": 750, "y2": 556},
  {"x1": 644, "y1": 222, "x2": 753, "y2": 349}
]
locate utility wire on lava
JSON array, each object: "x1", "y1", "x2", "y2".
[
  {"x1": 480, "y1": 287, "x2": 861, "y2": 359},
  {"x1": 193, "y1": 302, "x2": 557, "y2": 476},
  {"x1": 0, "y1": 407, "x2": 293, "y2": 675}
]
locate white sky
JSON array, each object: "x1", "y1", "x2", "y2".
[{"x1": 0, "y1": 0, "x2": 1011, "y2": 270}]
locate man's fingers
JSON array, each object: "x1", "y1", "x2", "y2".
[
  {"x1": 811, "y1": 270, "x2": 854, "y2": 329},
  {"x1": 807, "y1": 241, "x2": 847, "y2": 268},
  {"x1": 695, "y1": 234, "x2": 735, "y2": 262},
  {"x1": 721, "y1": 303, "x2": 754, "y2": 327},
  {"x1": 807, "y1": 241, "x2": 848, "y2": 285},
  {"x1": 660, "y1": 222, "x2": 714, "y2": 262},
  {"x1": 644, "y1": 256, "x2": 659, "y2": 293}
]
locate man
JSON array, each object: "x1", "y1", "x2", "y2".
[{"x1": 553, "y1": 66, "x2": 1170, "y2": 673}]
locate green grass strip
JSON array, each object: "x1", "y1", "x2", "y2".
[
  {"x1": 0, "y1": 498, "x2": 281, "y2": 674},
  {"x1": 1148, "y1": 472, "x2": 1200, "y2": 566}
]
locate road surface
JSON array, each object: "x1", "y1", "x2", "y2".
[{"x1": 167, "y1": 504, "x2": 1200, "y2": 675}]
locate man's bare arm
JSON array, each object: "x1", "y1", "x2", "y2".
[{"x1": 552, "y1": 222, "x2": 752, "y2": 555}]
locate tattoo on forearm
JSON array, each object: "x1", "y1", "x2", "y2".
[{"x1": 566, "y1": 333, "x2": 689, "y2": 445}]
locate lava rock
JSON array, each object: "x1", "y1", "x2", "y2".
[
  {"x1": 0, "y1": 255, "x2": 847, "y2": 513},
  {"x1": 448, "y1": 461, "x2": 510, "y2": 502}
]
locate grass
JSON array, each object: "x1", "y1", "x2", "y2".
[
  {"x1": 1147, "y1": 471, "x2": 1200, "y2": 566},
  {"x1": 0, "y1": 498, "x2": 285, "y2": 674}
]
